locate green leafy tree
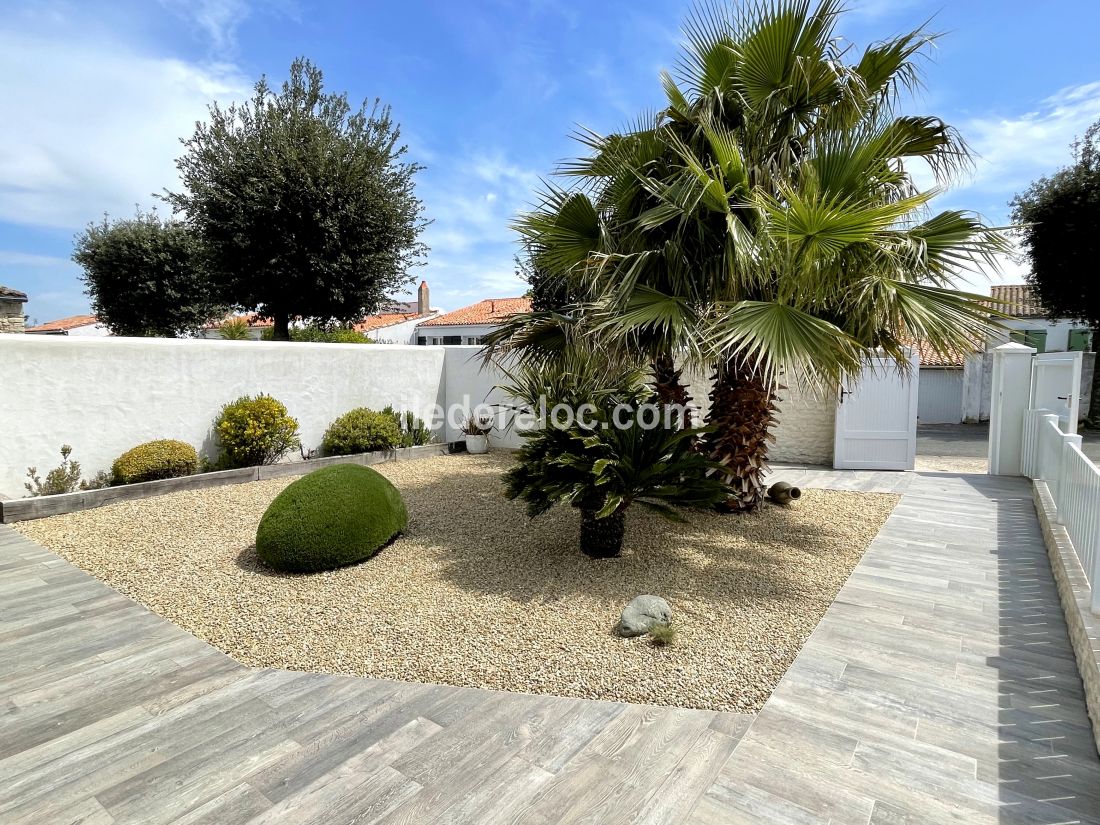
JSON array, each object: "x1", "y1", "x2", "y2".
[
  {"x1": 1011, "y1": 120, "x2": 1100, "y2": 425},
  {"x1": 492, "y1": 0, "x2": 1011, "y2": 511},
  {"x1": 74, "y1": 210, "x2": 221, "y2": 337},
  {"x1": 516, "y1": 251, "x2": 583, "y2": 314},
  {"x1": 167, "y1": 58, "x2": 428, "y2": 340}
]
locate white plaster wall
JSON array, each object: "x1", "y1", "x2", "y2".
[
  {"x1": 961, "y1": 354, "x2": 986, "y2": 423},
  {"x1": 0, "y1": 335, "x2": 447, "y2": 498},
  {"x1": 770, "y1": 381, "x2": 836, "y2": 465},
  {"x1": 416, "y1": 323, "x2": 494, "y2": 344},
  {"x1": 442, "y1": 347, "x2": 524, "y2": 449},
  {"x1": 991, "y1": 319, "x2": 1089, "y2": 353},
  {"x1": 683, "y1": 368, "x2": 836, "y2": 466},
  {"x1": 66, "y1": 323, "x2": 111, "y2": 337},
  {"x1": 366, "y1": 316, "x2": 429, "y2": 344}
]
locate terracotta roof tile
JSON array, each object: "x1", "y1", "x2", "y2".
[
  {"x1": 354, "y1": 312, "x2": 429, "y2": 332},
  {"x1": 417, "y1": 297, "x2": 531, "y2": 327},
  {"x1": 989, "y1": 284, "x2": 1044, "y2": 317},
  {"x1": 25, "y1": 314, "x2": 99, "y2": 333},
  {"x1": 911, "y1": 338, "x2": 974, "y2": 368}
]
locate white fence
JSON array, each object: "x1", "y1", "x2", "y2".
[{"x1": 1023, "y1": 408, "x2": 1100, "y2": 612}]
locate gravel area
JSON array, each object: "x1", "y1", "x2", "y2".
[
  {"x1": 915, "y1": 456, "x2": 989, "y2": 473},
  {"x1": 15, "y1": 453, "x2": 897, "y2": 713}
]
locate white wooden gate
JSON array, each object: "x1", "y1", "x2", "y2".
[
  {"x1": 833, "y1": 351, "x2": 919, "y2": 470},
  {"x1": 1031, "y1": 351, "x2": 1082, "y2": 433}
]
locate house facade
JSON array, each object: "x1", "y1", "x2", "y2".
[
  {"x1": 987, "y1": 284, "x2": 1093, "y2": 353},
  {"x1": 414, "y1": 297, "x2": 531, "y2": 345},
  {"x1": 25, "y1": 314, "x2": 110, "y2": 337},
  {"x1": 202, "y1": 281, "x2": 442, "y2": 342}
]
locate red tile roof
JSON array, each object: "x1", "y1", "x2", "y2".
[
  {"x1": 989, "y1": 284, "x2": 1043, "y2": 317},
  {"x1": 354, "y1": 312, "x2": 428, "y2": 332},
  {"x1": 912, "y1": 338, "x2": 975, "y2": 368},
  {"x1": 417, "y1": 297, "x2": 531, "y2": 327},
  {"x1": 25, "y1": 314, "x2": 100, "y2": 333}
]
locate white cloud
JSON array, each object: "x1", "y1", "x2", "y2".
[
  {"x1": 159, "y1": 0, "x2": 250, "y2": 53},
  {"x1": 414, "y1": 151, "x2": 542, "y2": 308},
  {"x1": 157, "y1": 0, "x2": 299, "y2": 55},
  {"x1": 0, "y1": 29, "x2": 248, "y2": 230},
  {"x1": 956, "y1": 81, "x2": 1100, "y2": 202},
  {"x1": 0, "y1": 251, "x2": 73, "y2": 268}
]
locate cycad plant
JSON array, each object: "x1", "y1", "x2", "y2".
[
  {"x1": 499, "y1": 348, "x2": 730, "y2": 558},
  {"x1": 490, "y1": 0, "x2": 1011, "y2": 511}
]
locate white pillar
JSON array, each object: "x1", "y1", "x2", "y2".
[{"x1": 988, "y1": 342, "x2": 1035, "y2": 476}]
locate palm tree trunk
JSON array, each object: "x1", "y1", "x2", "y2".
[
  {"x1": 579, "y1": 508, "x2": 626, "y2": 558},
  {"x1": 703, "y1": 357, "x2": 779, "y2": 512},
  {"x1": 652, "y1": 354, "x2": 693, "y2": 427}
]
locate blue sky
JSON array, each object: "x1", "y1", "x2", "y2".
[{"x1": 4, "y1": 0, "x2": 1100, "y2": 325}]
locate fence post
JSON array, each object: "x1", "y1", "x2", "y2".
[
  {"x1": 1054, "y1": 432, "x2": 1082, "y2": 524},
  {"x1": 989, "y1": 342, "x2": 1036, "y2": 476},
  {"x1": 1093, "y1": 550, "x2": 1100, "y2": 616}
]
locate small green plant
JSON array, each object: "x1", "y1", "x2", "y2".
[
  {"x1": 460, "y1": 414, "x2": 492, "y2": 436},
  {"x1": 322, "y1": 407, "x2": 403, "y2": 455},
  {"x1": 260, "y1": 324, "x2": 373, "y2": 343},
  {"x1": 83, "y1": 470, "x2": 114, "y2": 490},
  {"x1": 648, "y1": 623, "x2": 677, "y2": 647},
  {"x1": 112, "y1": 439, "x2": 199, "y2": 484},
  {"x1": 381, "y1": 406, "x2": 433, "y2": 447},
  {"x1": 24, "y1": 445, "x2": 108, "y2": 496},
  {"x1": 215, "y1": 394, "x2": 300, "y2": 468},
  {"x1": 218, "y1": 317, "x2": 251, "y2": 340}
]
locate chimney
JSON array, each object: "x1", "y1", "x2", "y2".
[
  {"x1": 0, "y1": 286, "x2": 29, "y2": 333},
  {"x1": 418, "y1": 280, "x2": 430, "y2": 315}
]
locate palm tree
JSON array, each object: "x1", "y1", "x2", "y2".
[
  {"x1": 492, "y1": 0, "x2": 1011, "y2": 511},
  {"x1": 499, "y1": 344, "x2": 730, "y2": 557}
]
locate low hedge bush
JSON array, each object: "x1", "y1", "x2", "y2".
[
  {"x1": 112, "y1": 439, "x2": 199, "y2": 484},
  {"x1": 322, "y1": 408, "x2": 403, "y2": 456},
  {"x1": 255, "y1": 464, "x2": 407, "y2": 573},
  {"x1": 215, "y1": 394, "x2": 300, "y2": 469}
]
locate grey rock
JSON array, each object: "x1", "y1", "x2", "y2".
[{"x1": 616, "y1": 595, "x2": 672, "y2": 637}]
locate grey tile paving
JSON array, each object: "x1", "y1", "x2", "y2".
[
  {"x1": 3, "y1": 468, "x2": 1098, "y2": 823},
  {"x1": 0, "y1": 525, "x2": 748, "y2": 825},
  {"x1": 692, "y1": 473, "x2": 1100, "y2": 825}
]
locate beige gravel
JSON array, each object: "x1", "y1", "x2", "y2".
[
  {"x1": 915, "y1": 456, "x2": 989, "y2": 473},
  {"x1": 15, "y1": 453, "x2": 897, "y2": 713}
]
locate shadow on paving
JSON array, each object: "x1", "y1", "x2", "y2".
[{"x1": 978, "y1": 474, "x2": 1100, "y2": 824}]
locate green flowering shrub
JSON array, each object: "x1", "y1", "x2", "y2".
[
  {"x1": 215, "y1": 394, "x2": 300, "y2": 468},
  {"x1": 322, "y1": 408, "x2": 403, "y2": 456},
  {"x1": 112, "y1": 439, "x2": 199, "y2": 484}
]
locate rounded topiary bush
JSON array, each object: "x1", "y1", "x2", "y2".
[
  {"x1": 322, "y1": 408, "x2": 403, "y2": 456},
  {"x1": 255, "y1": 464, "x2": 408, "y2": 573},
  {"x1": 112, "y1": 439, "x2": 199, "y2": 484}
]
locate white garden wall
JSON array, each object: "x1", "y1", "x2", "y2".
[
  {"x1": 771, "y1": 381, "x2": 836, "y2": 465},
  {"x1": 0, "y1": 335, "x2": 451, "y2": 498},
  {"x1": 684, "y1": 369, "x2": 836, "y2": 466},
  {"x1": 0, "y1": 335, "x2": 843, "y2": 499}
]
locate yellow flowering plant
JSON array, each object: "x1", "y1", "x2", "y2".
[{"x1": 214, "y1": 394, "x2": 300, "y2": 468}]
